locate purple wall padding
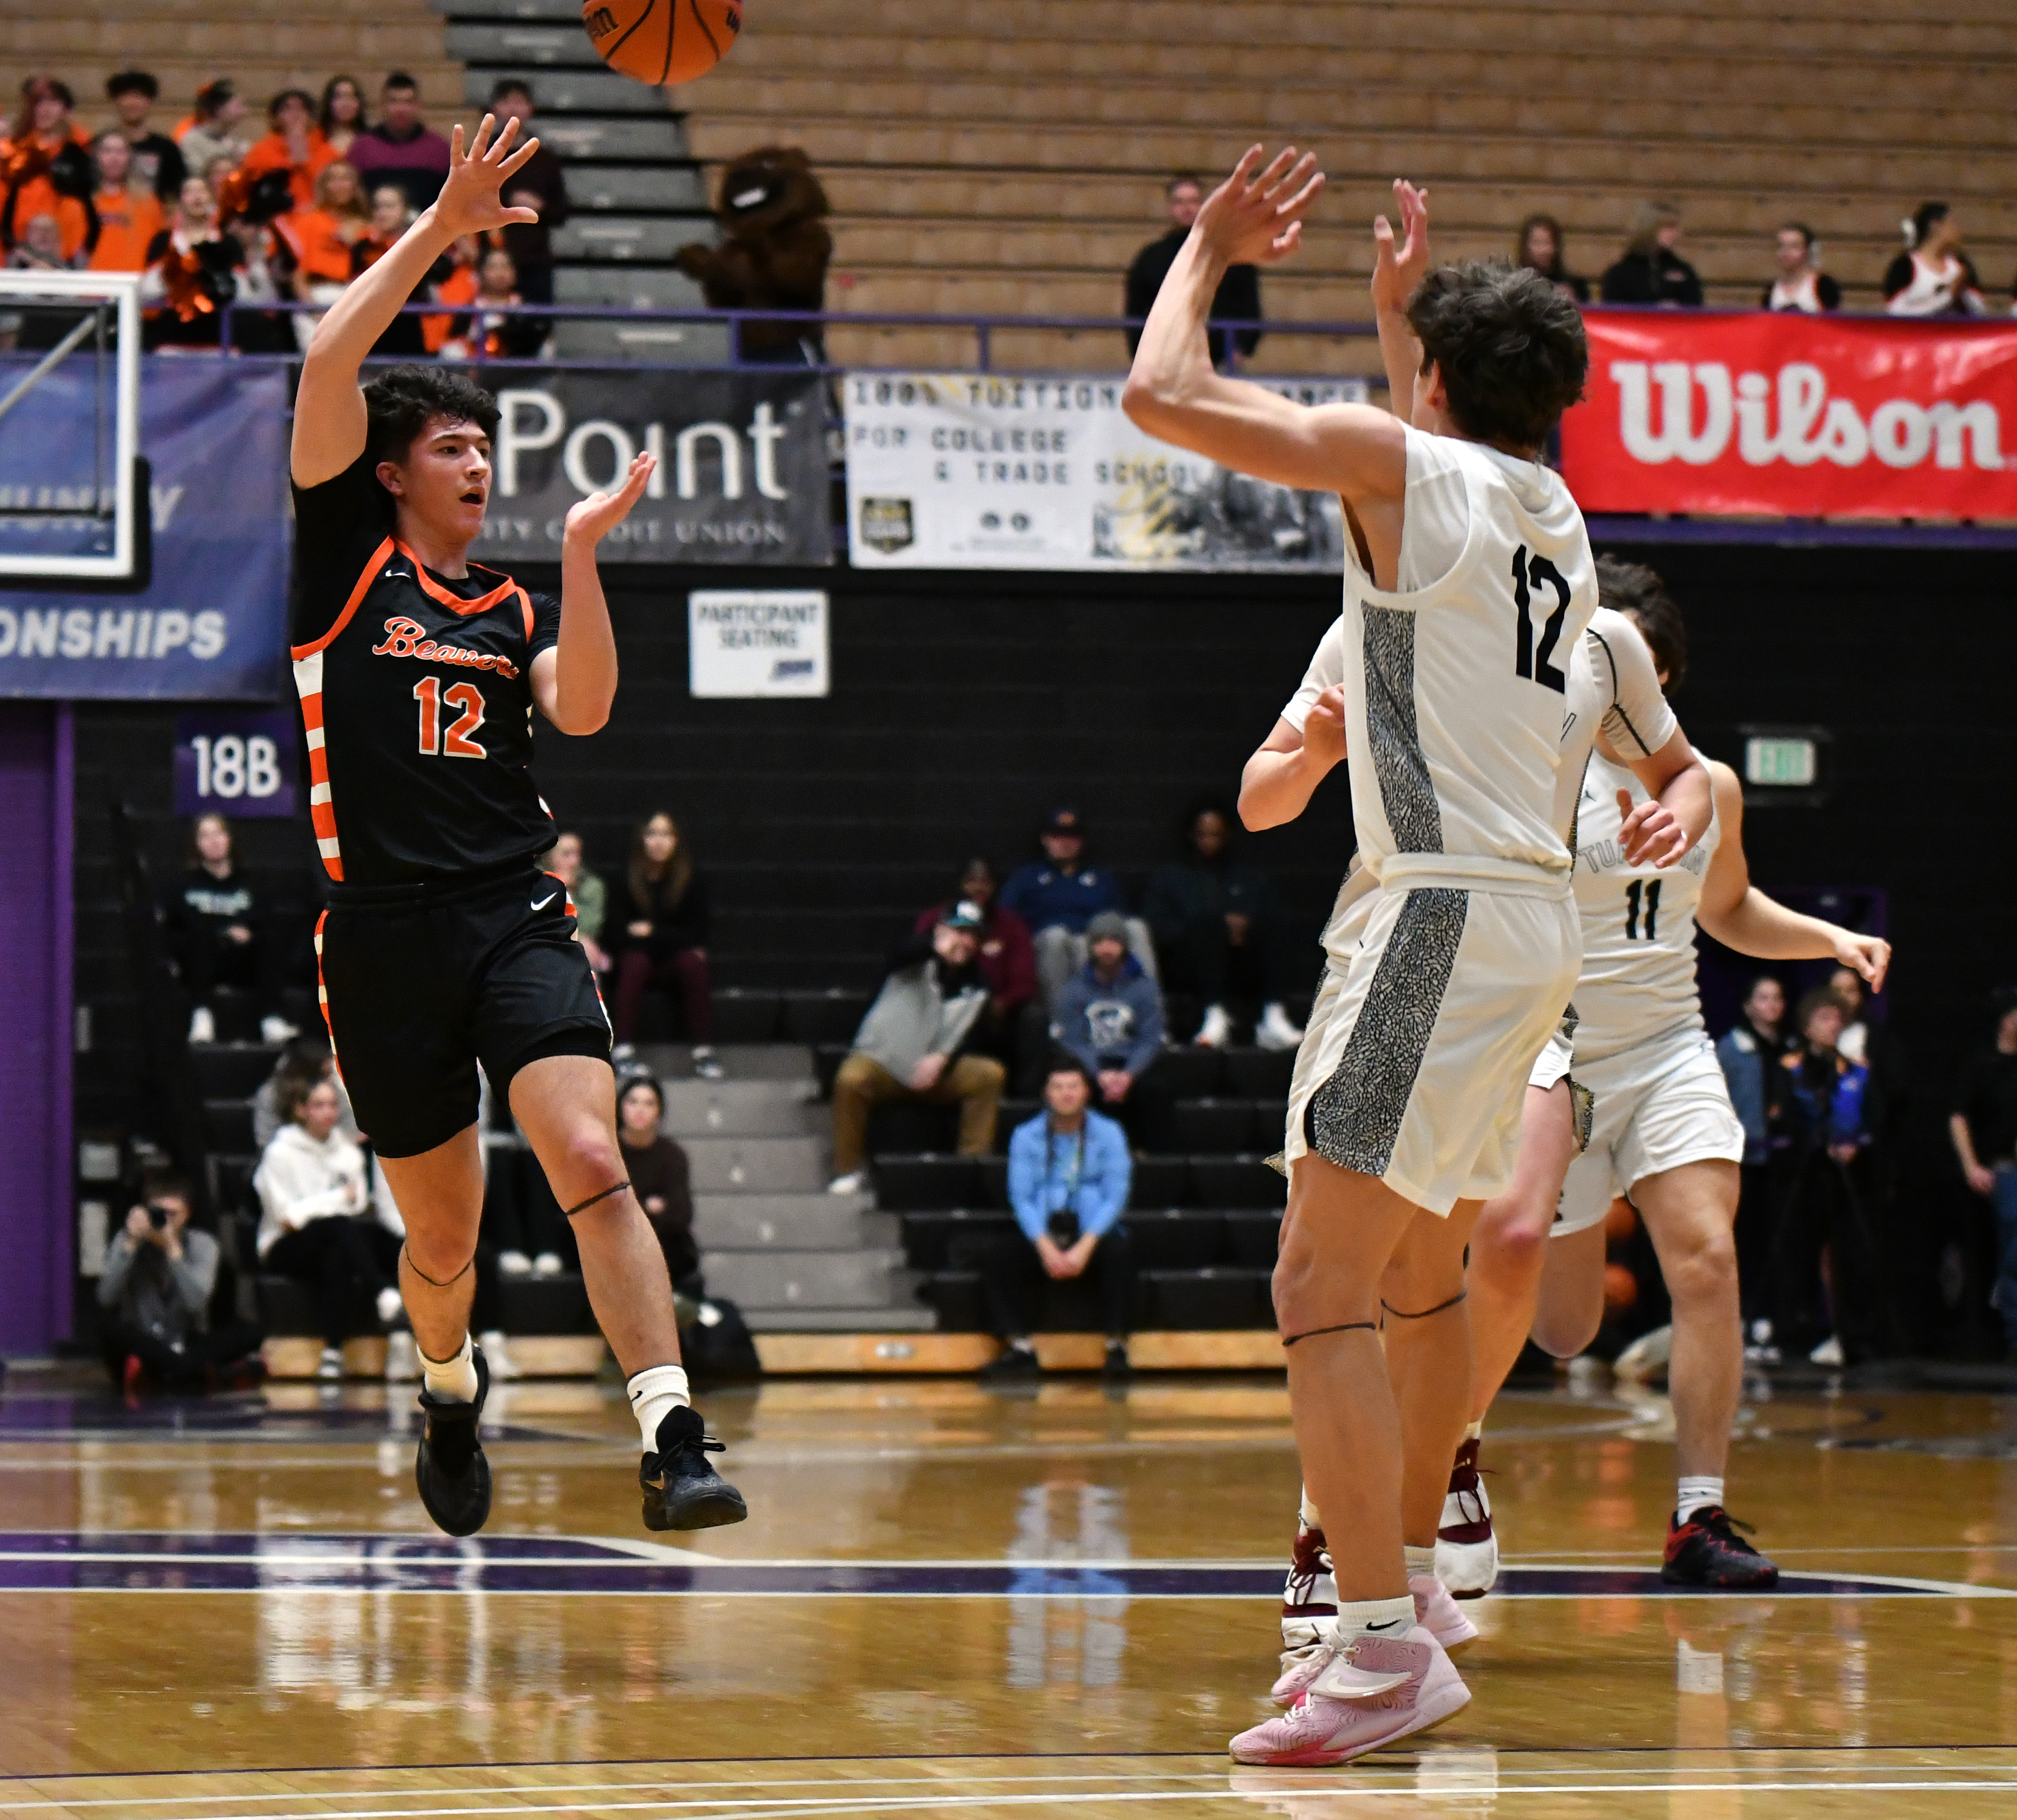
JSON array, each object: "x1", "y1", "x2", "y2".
[{"x1": 0, "y1": 703, "x2": 71, "y2": 1353}]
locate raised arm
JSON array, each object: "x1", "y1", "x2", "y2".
[
  {"x1": 531, "y1": 451, "x2": 655, "y2": 737},
  {"x1": 1123, "y1": 147, "x2": 1409, "y2": 504},
  {"x1": 1695, "y1": 760, "x2": 1892, "y2": 987},
  {"x1": 290, "y1": 115, "x2": 541, "y2": 488}
]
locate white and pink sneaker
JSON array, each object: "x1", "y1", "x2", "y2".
[
  {"x1": 1231, "y1": 1626, "x2": 1470, "y2": 1766},
  {"x1": 1271, "y1": 1573, "x2": 1476, "y2": 1705}
]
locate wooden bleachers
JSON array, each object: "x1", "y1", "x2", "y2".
[{"x1": 670, "y1": 0, "x2": 2017, "y2": 373}]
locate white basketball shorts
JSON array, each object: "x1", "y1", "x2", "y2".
[
  {"x1": 1284, "y1": 883, "x2": 1580, "y2": 1216},
  {"x1": 1554, "y1": 1025, "x2": 1746, "y2": 1236}
]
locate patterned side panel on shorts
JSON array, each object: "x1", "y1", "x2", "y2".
[
  {"x1": 1362, "y1": 603, "x2": 1442, "y2": 854},
  {"x1": 1305, "y1": 888, "x2": 1468, "y2": 1177}
]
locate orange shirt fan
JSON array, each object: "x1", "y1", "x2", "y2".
[{"x1": 583, "y1": 0, "x2": 742, "y2": 85}]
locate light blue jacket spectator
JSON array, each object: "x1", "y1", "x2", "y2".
[
  {"x1": 1007, "y1": 1106, "x2": 1132, "y2": 1243},
  {"x1": 1717, "y1": 1024, "x2": 1770, "y2": 1164}
]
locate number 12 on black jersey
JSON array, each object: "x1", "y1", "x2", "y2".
[
  {"x1": 1511, "y1": 545, "x2": 1571, "y2": 694},
  {"x1": 414, "y1": 677, "x2": 487, "y2": 758}
]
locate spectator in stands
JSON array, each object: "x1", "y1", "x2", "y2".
[
  {"x1": 1514, "y1": 212, "x2": 1589, "y2": 302},
  {"x1": 161, "y1": 813, "x2": 293, "y2": 1044},
  {"x1": 545, "y1": 830, "x2": 610, "y2": 972},
  {"x1": 1053, "y1": 911, "x2": 1172, "y2": 1150},
  {"x1": 346, "y1": 73, "x2": 451, "y2": 215},
  {"x1": 1717, "y1": 974, "x2": 1793, "y2": 1355},
  {"x1": 1951, "y1": 987, "x2": 2017, "y2": 1360},
  {"x1": 141, "y1": 175, "x2": 247, "y2": 349},
  {"x1": 2, "y1": 78, "x2": 93, "y2": 262},
  {"x1": 1600, "y1": 201, "x2": 1703, "y2": 308},
  {"x1": 241, "y1": 89, "x2": 335, "y2": 215},
  {"x1": 608, "y1": 810, "x2": 719, "y2": 1073},
  {"x1": 915, "y1": 859, "x2": 1041, "y2": 1091},
  {"x1": 826, "y1": 904, "x2": 1003, "y2": 1195},
  {"x1": 173, "y1": 79, "x2": 251, "y2": 178},
  {"x1": 1884, "y1": 202, "x2": 1985, "y2": 317},
  {"x1": 1125, "y1": 174, "x2": 1261, "y2": 368},
  {"x1": 1001, "y1": 808, "x2": 1156, "y2": 1009},
  {"x1": 351, "y1": 183, "x2": 426, "y2": 354},
  {"x1": 253, "y1": 1035, "x2": 358, "y2": 1151},
  {"x1": 959, "y1": 1054, "x2": 1135, "y2": 1381},
  {"x1": 275, "y1": 160, "x2": 369, "y2": 348},
  {"x1": 87, "y1": 133, "x2": 165, "y2": 273},
  {"x1": 617, "y1": 1073, "x2": 701, "y2": 1296},
  {"x1": 1762, "y1": 222, "x2": 1840, "y2": 313},
  {"x1": 1773, "y1": 987, "x2": 1880, "y2": 1366},
  {"x1": 254, "y1": 1075, "x2": 402, "y2": 1379},
  {"x1": 106, "y1": 71, "x2": 185, "y2": 202},
  {"x1": 1142, "y1": 803, "x2": 1303, "y2": 1052},
  {"x1": 5, "y1": 212, "x2": 72, "y2": 273},
  {"x1": 98, "y1": 1172, "x2": 265, "y2": 1393},
  {"x1": 486, "y1": 79, "x2": 570, "y2": 306},
  {"x1": 319, "y1": 75, "x2": 366, "y2": 162},
  {"x1": 442, "y1": 244, "x2": 548, "y2": 359},
  {"x1": 421, "y1": 233, "x2": 481, "y2": 353}
]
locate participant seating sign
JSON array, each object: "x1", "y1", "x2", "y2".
[
  {"x1": 1562, "y1": 310, "x2": 2017, "y2": 520},
  {"x1": 474, "y1": 367, "x2": 830, "y2": 565},
  {"x1": 843, "y1": 373, "x2": 1364, "y2": 571}
]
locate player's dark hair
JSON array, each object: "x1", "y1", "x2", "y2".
[
  {"x1": 1406, "y1": 260, "x2": 1588, "y2": 452},
  {"x1": 363, "y1": 365, "x2": 501, "y2": 467},
  {"x1": 1594, "y1": 556, "x2": 1688, "y2": 694}
]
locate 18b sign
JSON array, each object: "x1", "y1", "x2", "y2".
[{"x1": 173, "y1": 709, "x2": 298, "y2": 818}]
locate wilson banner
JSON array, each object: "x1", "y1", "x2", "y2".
[
  {"x1": 1561, "y1": 310, "x2": 2017, "y2": 519},
  {"x1": 843, "y1": 372, "x2": 1364, "y2": 570}
]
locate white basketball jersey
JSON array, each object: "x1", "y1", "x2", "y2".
[
  {"x1": 1571, "y1": 749, "x2": 1720, "y2": 1061},
  {"x1": 1340, "y1": 427, "x2": 1599, "y2": 891},
  {"x1": 1552, "y1": 607, "x2": 1679, "y2": 850}
]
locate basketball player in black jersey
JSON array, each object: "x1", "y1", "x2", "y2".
[{"x1": 289, "y1": 114, "x2": 744, "y2": 1538}]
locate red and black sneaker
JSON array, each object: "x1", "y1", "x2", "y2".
[
  {"x1": 1661, "y1": 1505, "x2": 1779, "y2": 1588},
  {"x1": 1435, "y1": 1438, "x2": 1497, "y2": 1598}
]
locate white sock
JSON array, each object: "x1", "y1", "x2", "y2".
[
  {"x1": 1299, "y1": 1485, "x2": 1322, "y2": 1529},
  {"x1": 420, "y1": 1331, "x2": 479, "y2": 1403},
  {"x1": 1463, "y1": 1419, "x2": 1484, "y2": 1443},
  {"x1": 627, "y1": 1363, "x2": 691, "y2": 1452},
  {"x1": 1676, "y1": 1475, "x2": 1725, "y2": 1523},
  {"x1": 1335, "y1": 1594, "x2": 1417, "y2": 1639},
  {"x1": 1403, "y1": 1544, "x2": 1436, "y2": 1580}
]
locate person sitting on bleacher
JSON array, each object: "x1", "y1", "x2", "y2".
[
  {"x1": 617, "y1": 1072, "x2": 701, "y2": 1298},
  {"x1": 1052, "y1": 912, "x2": 1173, "y2": 1151},
  {"x1": 97, "y1": 1171, "x2": 265, "y2": 1394},
  {"x1": 252, "y1": 1034, "x2": 357, "y2": 1151},
  {"x1": 826, "y1": 904, "x2": 1004, "y2": 1196},
  {"x1": 162, "y1": 812, "x2": 296, "y2": 1045},
  {"x1": 966, "y1": 1055, "x2": 1135, "y2": 1382},
  {"x1": 253, "y1": 1074, "x2": 402, "y2": 1380},
  {"x1": 1000, "y1": 808, "x2": 1157, "y2": 1010},
  {"x1": 915, "y1": 859, "x2": 1044, "y2": 1094}
]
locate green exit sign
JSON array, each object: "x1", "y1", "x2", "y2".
[{"x1": 1744, "y1": 736, "x2": 1818, "y2": 787}]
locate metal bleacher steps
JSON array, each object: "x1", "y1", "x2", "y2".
[{"x1": 425, "y1": 0, "x2": 720, "y2": 361}]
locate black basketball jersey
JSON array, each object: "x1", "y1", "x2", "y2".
[{"x1": 289, "y1": 456, "x2": 562, "y2": 887}]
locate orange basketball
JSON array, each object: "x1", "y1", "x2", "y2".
[{"x1": 582, "y1": 0, "x2": 742, "y2": 86}]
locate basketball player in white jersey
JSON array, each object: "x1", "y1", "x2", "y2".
[
  {"x1": 1128, "y1": 159, "x2": 1601, "y2": 1763},
  {"x1": 1242, "y1": 587, "x2": 1710, "y2": 1691},
  {"x1": 1442, "y1": 561, "x2": 1890, "y2": 1590}
]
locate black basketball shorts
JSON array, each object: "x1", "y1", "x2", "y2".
[{"x1": 317, "y1": 862, "x2": 611, "y2": 1158}]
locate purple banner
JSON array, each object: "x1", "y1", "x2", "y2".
[{"x1": 172, "y1": 709, "x2": 299, "y2": 819}]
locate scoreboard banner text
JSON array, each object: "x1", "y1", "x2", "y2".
[{"x1": 1561, "y1": 309, "x2": 2017, "y2": 520}]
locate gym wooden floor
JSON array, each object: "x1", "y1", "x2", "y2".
[{"x1": 2, "y1": 1368, "x2": 2014, "y2": 1817}]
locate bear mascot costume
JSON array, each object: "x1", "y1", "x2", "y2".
[{"x1": 675, "y1": 145, "x2": 832, "y2": 364}]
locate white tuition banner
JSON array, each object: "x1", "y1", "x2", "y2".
[{"x1": 842, "y1": 372, "x2": 1365, "y2": 571}]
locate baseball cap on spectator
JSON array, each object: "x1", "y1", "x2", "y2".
[
  {"x1": 939, "y1": 902, "x2": 985, "y2": 932},
  {"x1": 1085, "y1": 911, "x2": 1129, "y2": 945},
  {"x1": 1042, "y1": 808, "x2": 1082, "y2": 836}
]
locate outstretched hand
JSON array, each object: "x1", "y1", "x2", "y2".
[
  {"x1": 431, "y1": 114, "x2": 543, "y2": 241},
  {"x1": 1617, "y1": 789, "x2": 1692, "y2": 868},
  {"x1": 564, "y1": 451, "x2": 655, "y2": 546},
  {"x1": 1371, "y1": 178, "x2": 1431, "y2": 315},
  {"x1": 1193, "y1": 145, "x2": 1325, "y2": 267}
]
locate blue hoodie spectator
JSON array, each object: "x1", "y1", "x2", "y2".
[
  {"x1": 1052, "y1": 911, "x2": 1172, "y2": 1149},
  {"x1": 1008, "y1": 1102, "x2": 1132, "y2": 1244}
]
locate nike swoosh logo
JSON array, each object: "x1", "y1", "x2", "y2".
[
  {"x1": 531, "y1": 893, "x2": 559, "y2": 911},
  {"x1": 1365, "y1": 1621, "x2": 1406, "y2": 1632}
]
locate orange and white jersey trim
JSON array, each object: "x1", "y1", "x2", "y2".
[{"x1": 289, "y1": 535, "x2": 392, "y2": 883}]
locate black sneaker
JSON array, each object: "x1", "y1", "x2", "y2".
[
  {"x1": 641, "y1": 1404, "x2": 748, "y2": 1532},
  {"x1": 415, "y1": 1346, "x2": 492, "y2": 1537},
  {"x1": 1661, "y1": 1505, "x2": 1779, "y2": 1588},
  {"x1": 980, "y1": 1343, "x2": 1042, "y2": 1381},
  {"x1": 1103, "y1": 1341, "x2": 1132, "y2": 1381}
]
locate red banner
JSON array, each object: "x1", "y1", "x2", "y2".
[{"x1": 1559, "y1": 310, "x2": 2017, "y2": 520}]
